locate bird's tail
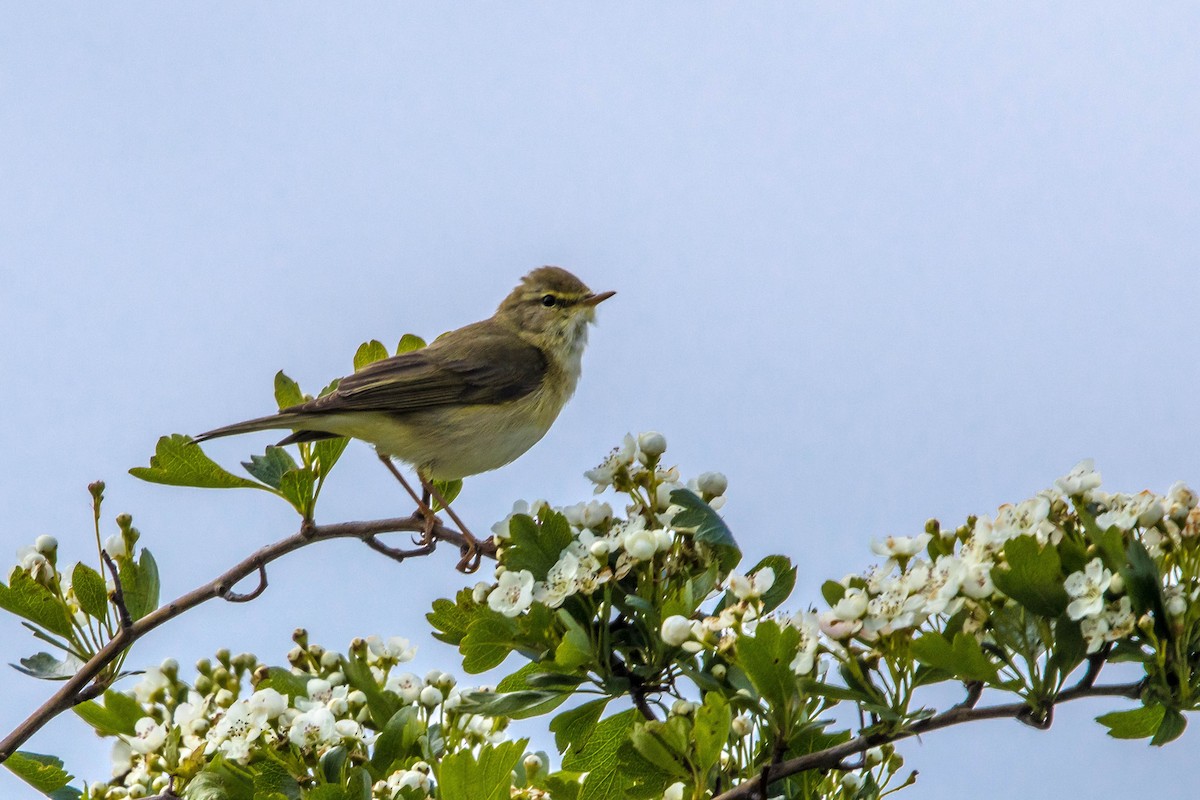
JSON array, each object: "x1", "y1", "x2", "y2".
[{"x1": 191, "y1": 412, "x2": 304, "y2": 444}]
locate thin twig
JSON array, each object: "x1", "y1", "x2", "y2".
[
  {"x1": 100, "y1": 552, "x2": 132, "y2": 630},
  {"x1": 218, "y1": 564, "x2": 269, "y2": 603},
  {"x1": 710, "y1": 680, "x2": 1143, "y2": 800},
  {"x1": 0, "y1": 514, "x2": 481, "y2": 762}
]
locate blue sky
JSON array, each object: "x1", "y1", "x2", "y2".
[{"x1": 2, "y1": 4, "x2": 1198, "y2": 797}]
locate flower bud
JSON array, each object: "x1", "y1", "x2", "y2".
[
  {"x1": 731, "y1": 715, "x2": 752, "y2": 737},
  {"x1": 1108, "y1": 573, "x2": 1125, "y2": 595},
  {"x1": 159, "y1": 658, "x2": 179, "y2": 679},
  {"x1": 710, "y1": 664, "x2": 727, "y2": 680},
  {"x1": 472, "y1": 581, "x2": 491, "y2": 603},
  {"x1": 663, "y1": 782, "x2": 686, "y2": 800},
  {"x1": 660, "y1": 615, "x2": 694, "y2": 647},
  {"x1": 419, "y1": 685, "x2": 443, "y2": 707},
  {"x1": 638, "y1": 432, "x2": 667, "y2": 459},
  {"x1": 523, "y1": 754, "x2": 544, "y2": 774},
  {"x1": 320, "y1": 651, "x2": 341, "y2": 670},
  {"x1": 865, "y1": 746, "x2": 884, "y2": 766},
  {"x1": 840, "y1": 773, "x2": 862, "y2": 791},
  {"x1": 34, "y1": 535, "x2": 58, "y2": 555},
  {"x1": 696, "y1": 471, "x2": 728, "y2": 497},
  {"x1": 670, "y1": 700, "x2": 696, "y2": 717}
]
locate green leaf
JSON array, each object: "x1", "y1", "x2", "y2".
[
  {"x1": 342, "y1": 651, "x2": 398, "y2": 728},
  {"x1": 693, "y1": 692, "x2": 731, "y2": 773},
  {"x1": 562, "y1": 709, "x2": 640, "y2": 784},
  {"x1": 439, "y1": 740, "x2": 527, "y2": 800},
  {"x1": 668, "y1": 489, "x2": 740, "y2": 572},
  {"x1": 502, "y1": 511, "x2": 574, "y2": 579},
  {"x1": 12, "y1": 652, "x2": 77, "y2": 680},
  {"x1": 1152, "y1": 707, "x2": 1187, "y2": 746},
  {"x1": 910, "y1": 632, "x2": 998, "y2": 683},
  {"x1": 117, "y1": 549, "x2": 160, "y2": 621},
  {"x1": 1121, "y1": 540, "x2": 1170, "y2": 640},
  {"x1": 488, "y1": 662, "x2": 573, "y2": 719},
  {"x1": 1049, "y1": 616, "x2": 1087, "y2": 682},
  {"x1": 279, "y1": 469, "x2": 316, "y2": 517},
  {"x1": 253, "y1": 759, "x2": 302, "y2": 800},
  {"x1": 320, "y1": 746, "x2": 349, "y2": 784},
  {"x1": 241, "y1": 446, "x2": 299, "y2": 489},
  {"x1": 457, "y1": 689, "x2": 563, "y2": 717},
  {"x1": 430, "y1": 478, "x2": 463, "y2": 512},
  {"x1": 0, "y1": 570, "x2": 75, "y2": 638},
  {"x1": 462, "y1": 613, "x2": 519, "y2": 673},
  {"x1": 70, "y1": 563, "x2": 108, "y2": 620},
  {"x1": 354, "y1": 340, "x2": 390, "y2": 370},
  {"x1": 50, "y1": 787, "x2": 83, "y2": 800},
  {"x1": 73, "y1": 690, "x2": 143, "y2": 736},
  {"x1": 427, "y1": 591, "x2": 475, "y2": 645},
  {"x1": 990, "y1": 535, "x2": 1069, "y2": 617},
  {"x1": 820, "y1": 580, "x2": 846, "y2": 606},
  {"x1": 746, "y1": 555, "x2": 796, "y2": 614},
  {"x1": 734, "y1": 619, "x2": 801, "y2": 711},
  {"x1": 1097, "y1": 704, "x2": 1165, "y2": 740},
  {"x1": 550, "y1": 698, "x2": 609, "y2": 755},
  {"x1": 4, "y1": 751, "x2": 73, "y2": 794},
  {"x1": 314, "y1": 436, "x2": 349, "y2": 479},
  {"x1": 254, "y1": 667, "x2": 311, "y2": 700},
  {"x1": 274, "y1": 371, "x2": 305, "y2": 410},
  {"x1": 370, "y1": 707, "x2": 422, "y2": 776},
  {"x1": 396, "y1": 333, "x2": 427, "y2": 354},
  {"x1": 131, "y1": 434, "x2": 266, "y2": 490},
  {"x1": 554, "y1": 609, "x2": 593, "y2": 671}
]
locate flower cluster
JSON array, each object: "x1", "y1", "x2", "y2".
[
  {"x1": 84, "y1": 632, "x2": 505, "y2": 800},
  {"x1": 481, "y1": 432, "x2": 729, "y2": 618}
]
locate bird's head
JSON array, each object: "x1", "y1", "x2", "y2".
[{"x1": 496, "y1": 266, "x2": 615, "y2": 358}]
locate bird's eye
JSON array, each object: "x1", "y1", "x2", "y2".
[{"x1": 541, "y1": 294, "x2": 557, "y2": 307}]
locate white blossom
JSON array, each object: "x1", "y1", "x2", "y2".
[
  {"x1": 487, "y1": 569, "x2": 535, "y2": 617},
  {"x1": 1064, "y1": 559, "x2": 1112, "y2": 621}
]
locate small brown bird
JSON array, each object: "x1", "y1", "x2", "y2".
[{"x1": 193, "y1": 266, "x2": 614, "y2": 569}]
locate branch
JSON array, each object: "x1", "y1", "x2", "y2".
[
  {"x1": 0, "y1": 514, "x2": 482, "y2": 762},
  {"x1": 711, "y1": 679, "x2": 1143, "y2": 800}
]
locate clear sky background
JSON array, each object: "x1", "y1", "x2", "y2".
[{"x1": 2, "y1": 4, "x2": 1198, "y2": 797}]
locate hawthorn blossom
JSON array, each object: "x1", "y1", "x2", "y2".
[
  {"x1": 487, "y1": 569, "x2": 535, "y2": 617},
  {"x1": 1064, "y1": 559, "x2": 1112, "y2": 621}
]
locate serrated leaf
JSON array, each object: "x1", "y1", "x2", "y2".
[
  {"x1": 12, "y1": 652, "x2": 78, "y2": 680},
  {"x1": 70, "y1": 563, "x2": 108, "y2": 620},
  {"x1": 4, "y1": 751, "x2": 73, "y2": 794},
  {"x1": 1097, "y1": 704, "x2": 1164, "y2": 740},
  {"x1": 131, "y1": 434, "x2": 266, "y2": 490},
  {"x1": 991, "y1": 535, "x2": 1069, "y2": 617},
  {"x1": 0, "y1": 570, "x2": 74, "y2": 638},
  {"x1": 502, "y1": 512, "x2": 574, "y2": 579},
  {"x1": 550, "y1": 698, "x2": 609, "y2": 754},
  {"x1": 274, "y1": 371, "x2": 305, "y2": 410},
  {"x1": 439, "y1": 740, "x2": 526, "y2": 800},
  {"x1": 354, "y1": 340, "x2": 389, "y2": 371},
  {"x1": 396, "y1": 334, "x2": 426, "y2": 354},
  {"x1": 561, "y1": 709, "x2": 639, "y2": 772},
  {"x1": 254, "y1": 759, "x2": 302, "y2": 800},
  {"x1": 279, "y1": 469, "x2": 316, "y2": 517},
  {"x1": 669, "y1": 489, "x2": 740, "y2": 572},
  {"x1": 241, "y1": 446, "x2": 299, "y2": 489},
  {"x1": 427, "y1": 591, "x2": 475, "y2": 645},
  {"x1": 462, "y1": 613, "x2": 519, "y2": 673},
  {"x1": 693, "y1": 692, "x2": 731, "y2": 773},
  {"x1": 734, "y1": 619, "x2": 801, "y2": 711}
]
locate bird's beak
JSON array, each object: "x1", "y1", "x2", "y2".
[{"x1": 581, "y1": 290, "x2": 616, "y2": 307}]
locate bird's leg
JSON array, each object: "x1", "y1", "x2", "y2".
[
  {"x1": 376, "y1": 453, "x2": 440, "y2": 548},
  {"x1": 419, "y1": 476, "x2": 495, "y2": 573}
]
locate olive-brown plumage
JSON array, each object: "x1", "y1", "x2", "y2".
[{"x1": 193, "y1": 267, "x2": 613, "y2": 480}]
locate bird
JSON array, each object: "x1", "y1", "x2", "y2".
[{"x1": 192, "y1": 266, "x2": 615, "y2": 570}]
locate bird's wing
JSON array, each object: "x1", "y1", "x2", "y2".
[{"x1": 297, "y1": 322, "x2": 548, "y2": 416}]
